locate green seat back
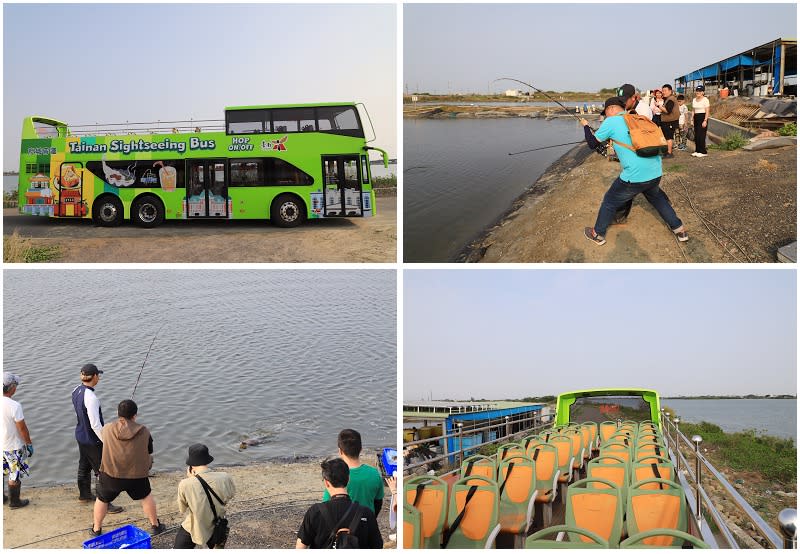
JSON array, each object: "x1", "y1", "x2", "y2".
[
  {"x1": 626, "y1": 478, "x2": 687, "y2": 547},
  {"x1": 403, "y1": 504, "x2": 423, "y2": 549},
  {"x1": 497, "y1": 454, "x2": 537, "y2": 534},
  {"x1": 445, "y1": 475, "x2": 499, "y2": 549},
  {"x1": 404, "y1": 475, "x2": 448, "y2": 548},
  {"x1": 565, "y1": 477, "x2": 623, "y2": 547}
]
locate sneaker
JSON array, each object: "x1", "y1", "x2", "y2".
[
  {"x1": 150, "y1": 521, "x2": 167, "y2": 536},
  {"x1": 78, "y1": 495, "x2": 96, "y2": 503},
  {"x1": 664, "y1": 152, "x2": 674, "y2": 158},
  {"x1": 584, "y1": 227, "x2": 606, "y2": 246},
  {"x1": 674, "y1": 230, "x2": 689, "y2": 242},
  {"x1": 107, "y1": 503, "x2": 124, "y2": 514},
  {"x1": 89, "y1": 527, "x2": 102, "y2": 538},
  {"x1": 691, "y1": 152, "x2": 699, "y2": 157},
  {"x1": 695, "y1": 152, "x2": 708, "y2": 157}
]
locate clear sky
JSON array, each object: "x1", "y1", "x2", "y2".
[
  {"x1": 404, "y1": 3, "x2": 796, "y2": 94},
  {"x1": 3, "y1": 3, "x2": 397, "y2": 170},
  {"x1": 404, "y1": 269, "x2": 797, "y2": 400}
]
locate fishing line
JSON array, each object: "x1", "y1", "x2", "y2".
[
  {"x1": 131, "y1": 322, "x2": 166, "y2": 399},
  {"x1": 508, "y1": 140, "x2": 586, "y2": 156}
]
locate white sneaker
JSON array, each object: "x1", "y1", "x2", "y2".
[
  {"x1": 691, "y1": 153, "x2": 699, "y2": 157},
  {"x1": 695, "y1": 153, "x2": 708, "y2": 158}
]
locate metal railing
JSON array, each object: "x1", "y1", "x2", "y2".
[
  {"x1": 63, "y1": 119, "x2": 225, "y2": 137},
  {"x1": 661, "y1": 410, "x2": 791, "y2": 549},
  {"x1": 403, "y1": 412, "x2": 553, "y2": 476}
]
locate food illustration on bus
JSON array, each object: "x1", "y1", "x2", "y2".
[
  {"x1": 59, "y1": 164, "x2": 82, "y2": 189},
  {"x1": 101, "y1": 156, "x2": 137, "y2": 187},
  {"x1": 23, "y1": 173, "x2": 54, "y2": 216},
  {"x1": 154, "y1": 161, "x2": 177, "y2": 192}
]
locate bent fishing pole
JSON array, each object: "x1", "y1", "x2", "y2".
[
  {"x1": 131, "y1": 322, "x2": 165, "y2": 399},
  {"x1": 494, "y1": 77, "x2": 585, "y2": 122},
  {"x1": 495, "y1": 77, "x2": 608, "y2": 157}
]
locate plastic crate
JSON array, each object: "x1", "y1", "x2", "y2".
[
  {"x1": 83, "y1": 525, "x2": 151, "y2": 549},
  {"x1": 380, "y1": 447, "x2": 398, "y2": 476}
]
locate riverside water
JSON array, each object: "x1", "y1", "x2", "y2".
[
  {"x1": 665, "y1": 398, "x2": 796, "y2": 441},
  {"x1": 3, "y1": 270, "x2": 397, "y2": 485},
  {"x1": 404, "y1": 117, "x2": 588, "y2": 262}
]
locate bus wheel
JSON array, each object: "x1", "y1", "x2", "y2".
[
  {"x1": 132, "y1": 196, "x2": 165, "y2": 228},
  {"x1": 271, "y1": 194, "x2": 306, "y2": 228},
  {"x1": 92, "y1": 196, "x2": 124, "y2": 227}
]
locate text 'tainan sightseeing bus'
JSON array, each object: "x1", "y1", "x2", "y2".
[{"x1": 18, "y1": 103, "x2": 389, "y2": 228}]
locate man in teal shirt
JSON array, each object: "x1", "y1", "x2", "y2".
[
  {"x1": 582, "y1": 97, "x2": 688, "y2": 245},
  {"x1": 322, "y1": 429, "x2": 384, "y2": 514}
]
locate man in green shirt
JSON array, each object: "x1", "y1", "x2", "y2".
[{"x1": 322, "y1": 429, "x2": 384, "y2": 514}]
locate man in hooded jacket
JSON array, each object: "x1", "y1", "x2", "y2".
[{"x1": 90, "y1": 399, "x2": 166, "y2": 538}]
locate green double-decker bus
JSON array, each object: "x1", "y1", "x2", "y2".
[{"x1": 18, "y1": 102, "x2": 388, "y2": 227}]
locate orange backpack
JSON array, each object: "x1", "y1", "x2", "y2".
[{"x1": 611, "y1": 114, "x2": 668, "y2": 157}]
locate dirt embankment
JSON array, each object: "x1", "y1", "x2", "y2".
[
  {"x1": 3, "y1": 197, "x2": 396, "y2": 263},
  {"x1": 3, "y1": 459, "x2": 396, "y2": 549},
  {"x1": 462, "y1": 143, "x2": 796, "y2": 263}
]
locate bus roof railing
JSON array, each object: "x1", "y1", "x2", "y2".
[{"x1": 60, "y1": 119, "x2": 225, "y2": 137}]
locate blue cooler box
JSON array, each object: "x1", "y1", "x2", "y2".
[
  {"x1": 380, "y1": 447, "x2": 397, "y2": 476},
  {"x1": 83, "y1": 525, "x2": 151, "y2": 549}
]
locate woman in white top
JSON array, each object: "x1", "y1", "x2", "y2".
[
  {"x1": 650, "y1": 89, "x2": 664, "y2": 125},
  {"x1": 691, "y1": 85, "x2": 711, "y2": 157}
]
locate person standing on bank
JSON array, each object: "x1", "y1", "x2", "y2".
[
  {"x1": 323, "y1": 429, "x2": 384, "y2": 515},
  {"x1": 691, "y1": 85, "x2": 711, "y2": 157},
  {"x1": 72, "y1": 363, "x2": 123, "y2": 513},
  {"x1": 581, "y1": 97, "x2": 689, "y2": 246},
  {"x1": 91, "y1": 399, "x2": 166, "y2": 537},
  {"x1": 3, "y1": 373, "x2": 33, "y2": 509},
  {"x1": 659, "y1": 84, "x2": 680, "y2": 158},
  {"x1": 297, "y1": 458, "x2": 383, "y2": 549},
  {"x1": 175, "y1": 444, "x2": 236, "y2": 549}
]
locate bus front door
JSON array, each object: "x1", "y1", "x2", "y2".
[
  {"x1": 186, "y1": 160, "x2": 228, "y2": 218},
  {"x1": 322, "y1": 156, "x2": 362, "y2": 217}
]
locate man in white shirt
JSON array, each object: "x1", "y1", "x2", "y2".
[
  {"x1": 3, "y1": 372, "x2": 33, "y2": 509},
  {"x1": 72, "y1": 364, "x2": 123, "y2": 512}
]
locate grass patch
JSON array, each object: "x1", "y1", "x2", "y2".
[
  {"x1": 711, "y1": 132, "x2": 748, "y2": 151},
  {"x1": 3, "y1": 231, "x2": 61, "y2": 263},
  {"x1": 372, "y1": 174, "x2": 396, "y2": 188},
  {"x1": 679, "y1": 420, "x2": 796, "y2": 484},
  {"x1": 777, "y1": 122, "x2": 797, "y2": 136}
]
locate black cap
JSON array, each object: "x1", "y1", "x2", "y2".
[
  {"x1": 617, "y1": 84, "x2": 636, "y2": 100},
  {"x1": 695, "y1": 84, "x2": 705, "y2": 91},
  {"x1": 81, "y1": 363, "x2": 103, "y2": 376},
  {"x1": 603, "y1": 96, "x2": 626, "y2": 115},
  {"x1": 186, "y1": 444, "x2": 214, "y2": 466}
]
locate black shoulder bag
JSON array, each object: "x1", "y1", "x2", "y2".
[{"x1": 196, "y1": 475, "x2": 229, "y2": 549}]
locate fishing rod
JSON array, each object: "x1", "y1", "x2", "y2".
[
  {"x1": 509, "y1": 140, "x2": 586, "y2": 156},
  {"x1": 494, "y1": 77, "x2": 584, "y2": 122},
  {"x1": 495, "y1": 77, "x2": 608, "y2": 157},
  {"x1": 131, "y1": 323, "x2": 165, "y2": 399}
]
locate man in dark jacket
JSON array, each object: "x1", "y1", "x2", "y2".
[
  {"x1": 72, "y1": 363, "x2": 122, "y2": 513},
  {"x1": 296, "y1": 458, "x2": 383, "y2": 549},
  {"x1": 90, "y1": 399, "x2": 166, "y2": 538}
]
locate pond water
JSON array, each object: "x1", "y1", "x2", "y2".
[
  {"x1": 404, "y1": 117, "x2": 588, "y2": 262},
  {"x1": 3, "y1": 269, "x2": 397, "y2": 484}
]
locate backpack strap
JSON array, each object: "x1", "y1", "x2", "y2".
[
  {"x1": 195, "y1": 475, "x2": 225, "y2": 520},
  {"x1": 324, "y1": 501, "x2": 358, "y2": 547},
  {"x1": 441, "y1": 485, "x2": 478, "y2": 548}
]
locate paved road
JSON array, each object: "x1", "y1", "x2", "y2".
[{"x1": 4, "y1": 197, "x2": 397, "y2": 263}]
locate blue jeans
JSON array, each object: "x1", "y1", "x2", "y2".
[{"x1": 594, "y1": 176, "x2": 682, "y2": 236}]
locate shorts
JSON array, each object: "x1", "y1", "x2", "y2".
[
  {"x1": 97, "y1": 472, "x2": 151, "y2": 502},
  {"x1": 3, "y1": 449, "x2": 30, "y2": 481},
  {"x1": 661, "y1": 120, "x2": 678, "y2": 140}
]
